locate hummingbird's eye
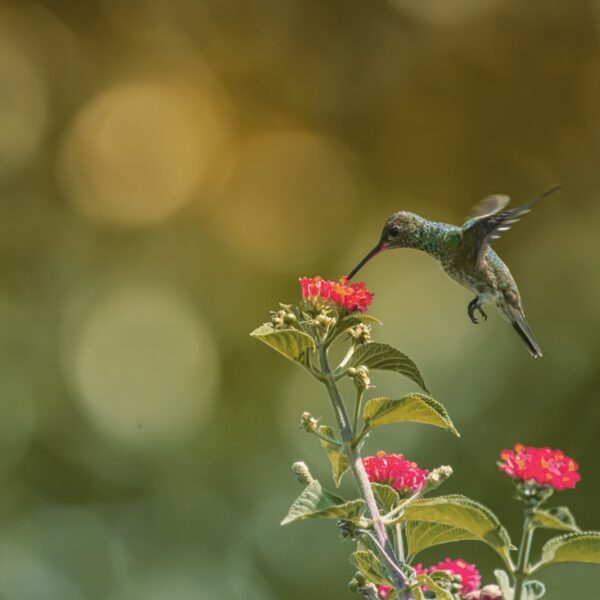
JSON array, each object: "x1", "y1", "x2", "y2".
[{"x1": 388, "y1": 225, "x2": 400, "y2": 238}]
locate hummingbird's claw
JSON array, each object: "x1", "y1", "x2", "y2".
[{"x1": 468, "y1": 297, "x2": 487, "y2": 324}]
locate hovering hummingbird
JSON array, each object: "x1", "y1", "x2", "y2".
[{"x1": 347, "y1": 186, "x2": 561, "y2": 358}]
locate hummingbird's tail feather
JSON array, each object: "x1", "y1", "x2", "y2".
[{"x1": 511, "y1": 317, "x2": 543, "y2": 358}]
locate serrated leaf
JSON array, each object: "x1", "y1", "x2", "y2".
[
  {"x1": 281, "y1": 480, "x2": 365, "y2": 525},
  {"x1": 349, "y1": 550, "x2": 389, "y2": 587},
  {"x1": 532, "y1": 531, "x2": 600, "y2": 572},
  {"x1": 318, "y1": 425, "x2": 349, "y2": 487},
  {"x1": 531, "y1": 506, "x2": 579, "y2": 533},
  {"x1": 350, "y1": 342, "x2": 428, "y2": 392},
  {"x1": 250, "y1": 324, "x2": 315, "y2": 363},
  {"x1": 400, "y1": 495, "x2": 512, "y2": 565},
  {"x1": 339, "y1": 313, "x2": 383, "y2": 330},
  {"x1": 406, "y1": 521, "x2": 478, "y2": 558},
  {"x1": 371, "y1": 483, "x2": 400, "y2": 514},
  {"x1": 415, "y1": 574, "x2": 453, "y2": 600},
  {"x1": 494, "y1": 569, "x2": 513, "y2": 600},
  {"x1": 362, "y1": 395, "x2": 459, "y2": 437},
  {"x1": 523, "y1": 580, "x2": 546, "y2": 600}
]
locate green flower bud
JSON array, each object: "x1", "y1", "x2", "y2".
[
  {"x1": 349, "y1": 323, "x2": 372, "y2": 345},
  {"x1": 349, "y1": 365, "x2": 371, "y2": 391},
  {"x1": 316, "y1": 312, "x2": 336, "y2": 328},
  {"x1": 270, "y1": 308, "x2": 298, "y2": 329}
]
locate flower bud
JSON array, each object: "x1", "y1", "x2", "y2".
[
  {"x1": 300, "y1": 411, "x2": 319, "y2": 432},
  {"x1": 423, "y1": 465, "x2": 453, "y2": 493},
  {"x1": 480, "y1": 584, "x2": 503, "y2": 600},
  {"x1": 292, "y1": 461, "x2": 314, "y2": 485},
  {"x1": 270, "y1": 308, "x2": 297, "y2": 329},
  {"x1": 316, "y1": 312, "x2": 336, "y2": 329},
  {"x1": 349, "y1": 323, "x2": 372, "y2": 345},
  {"x1": 349, "y1": 365, "x2": 371, "y2": 391},
  {"x1": 449, "y1": 574, "x2": 464, "y2": 594}
]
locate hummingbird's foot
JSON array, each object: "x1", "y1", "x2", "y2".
[{"x1": 468, "y1": 297, "x2": 488, "y2": 324}]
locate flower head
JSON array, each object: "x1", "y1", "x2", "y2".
[
  {"x1": 430, "y1": 558, "x2": 481, "y2": 596},
  {"x1": 378, "y1": 561, "x2": 478, "y2": 598},
  {"x1": 499, "y1": 444, "x2": 580, "y2": 491},
  {"x1": 299, "y1": 276, "x2": 373, "y2": 313},
  {"x1": 363, "y1": 451, "x2": 428, "y2": 496},
  {"x1": 376, "y1": 585, "x2": 391, "y2": 599}
]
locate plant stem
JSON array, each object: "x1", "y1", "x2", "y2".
[
  {"x1": 352, "y1": 389, "x2": 364, "y2": 433},
  {"x1": 396, "y1": 523, "x2": 405, "y2": 562},
  {"x1": 513, "y1": 515, "x2": 535, "y2": 600},
  {"x1": 318, "y1": 344, "x2": 408, "y2": 596}
]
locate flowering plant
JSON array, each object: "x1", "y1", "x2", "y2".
[{"x1": 251, "y1": 277, "x2": 600, "y2": 599}]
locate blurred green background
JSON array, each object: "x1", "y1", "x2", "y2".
[{"x1": 0, "y1": 0, "x2": 599, "y2": 598}]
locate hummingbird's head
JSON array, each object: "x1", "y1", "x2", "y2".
[{"x1": 347, "y1": 211, "x2": 424, "y2": 280}]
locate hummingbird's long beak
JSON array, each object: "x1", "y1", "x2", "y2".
[{"x1": 347, "y1": 241, "x2": 388, "y2": 280}]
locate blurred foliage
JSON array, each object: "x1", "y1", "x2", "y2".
[{"x1": 0, "y1": 0, "x2": 599, "y2": 598}]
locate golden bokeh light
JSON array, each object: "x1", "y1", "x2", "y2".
[
  {"x1": 58, "y1": 79, "x2": 230, "y2": 227},
  {"x1": 213, "y1": 130, "x2": 360, "y2": 271},
  {"x1": 61, "y1": 283, "x2": 219, "y2": 449}
]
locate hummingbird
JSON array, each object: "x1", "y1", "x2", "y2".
[{"x1": 347, "y1": 187, "x2": 561, "y2": 358}]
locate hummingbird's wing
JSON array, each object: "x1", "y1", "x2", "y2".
[
  {"x1": 462, "y1": 186, "x2": 560, "y2": 268},
  {"x1": 468, "y1": 194, "x2": 510, "y2": 220}
]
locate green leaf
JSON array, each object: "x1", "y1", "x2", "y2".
[
  {"x1": 349, "y1": 550, "x2": 389, "y2": 587},
  {"x1": 532, "y1": 531, "x2": 600, "y2": 572},
  {"x1": 415, "y1": 574, "x2": 453, "y2": 600},
  {"x1": 408, "y1": 586, "x2": 424, "y2": 600},
  {"x1": 350, "y1": 342, "x2": 428, "y2": 392},
  {"x1": 250, "y1": 324, "x2": 315, "y2": 363},
  {"x1": 406, "y1": 521, "x2": 479, "y2": 558},
  {"x1": 400, "y1": 495, "x2": 512, "y2": 565},
  {"x1": 371, "y1": 483, "x2": 400, "y2": 514},
  {"x1": 531, "y1": 506, "x2": 579, "y2": 533},
  {"x1": 281, "y1": 480, "x2": 365, "y2": 525},
  {"x1": 318, "y1": 425, "x2": 349, "y2": 487},
  {"x1": 362, "y1": 395, "x2": 459, "y2": 437},
  {"x1": 339, "y1": 313, "x2": 383, "y2": 330},
  {"x1": 494, "y1": 569, "x2": 514, "y2": 600},
  {"x1": 523, "y1": 580, "x2": 546, "y2": 600}
]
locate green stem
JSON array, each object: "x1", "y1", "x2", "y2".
[
  {"x1": 309, "y1": 429, "x2": 342, "y2": 447},
  {"x1": 352, "y1": 388, "x2": 364, "y2": 434},
  {"x1": 514, "y1": 515, "x2": 535, "y2": 600},
  {"x1": 396, "y1": 523, "x2": 405, "y2": 562},
  {"x1": 318, "y1": 344, "x2": 408, "y2": 596}
]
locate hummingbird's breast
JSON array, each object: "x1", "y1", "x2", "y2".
[{"x1": 440, "y1": 246, "x2": 505, "y2": 296}]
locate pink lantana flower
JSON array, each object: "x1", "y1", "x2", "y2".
[
  {"x1": 378, "y1": 560, "x2": 479, "y2": 598},
  {"x1": 299, "y1": 276, "x2": 373, "y2": 312},
  {"x1": 363, "y1": 451, "x2": 429, "y2": 496},
  {"x1": 499, "y1": 443, "x2": 580, "y2": 491},
  {"x1": 376, "y1": 585, "x2": 392, "y2": 599},
  {"x1": 430, "y1": 558, "x2": 481, "y2": 596}
]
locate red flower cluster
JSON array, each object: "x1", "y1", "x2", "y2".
[
  {"x1": 430, "y1": 558, "x2": 481, "y2": 596},
  {"x1": 377, "y1": 559, "x2": 479, "y2": 598},
  {"x1": 299, "y1": 276, "x2": 373, "y2": 312},
  {"x1": 499, "y1": 444, "x2": 580, "y2": 491},
  {"x1": 363, "y1": 451, "x2": 429, "y2": 495}
]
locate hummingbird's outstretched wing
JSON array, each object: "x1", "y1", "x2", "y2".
[
  {"x1": 468, "y1": 194, "x2": 510, "y2": 220},
  {"x1": 462, "y1": 186, "x2": 560, "y2": 268}
]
